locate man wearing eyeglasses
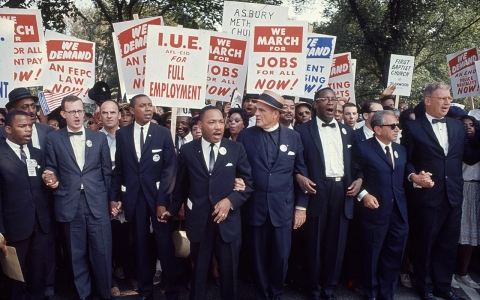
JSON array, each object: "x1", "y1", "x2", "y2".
[
  {"x1": 355, "y1": 100, "x2": 383, "y2": 143},
  {"x1": 45, "y1": 95, "x2": 113, "y2": 300},
  {"x1": 294, "y1": 102, "x2": 312, "y2": 127},
  {"x1": 1, "y1": 88, "x2": 53, "y2": 149},
  {"x1": 295, "y1": 87, "x2": 362, "y2": 300},
  {"x1": 401, "y1": 82, "x2": 480, "y2": 300},
  {"x1": 353, "y1": 111, "x2": 408, "y2": 300}
]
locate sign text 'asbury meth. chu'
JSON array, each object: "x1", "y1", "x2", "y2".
[
  {"x1": 447, "y1": 47, "x2": 480, "y2": 99},
  {"x1": 145, "y1": 26, "x2": 209, "y2": 108}
]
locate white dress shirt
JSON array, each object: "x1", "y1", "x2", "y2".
[
  {"x1": 177, "y1": 132, "x2": 193, "y2": 149},
  {"x1": 31, "y1": 123, "x2": 40, "y2": 149},
  {"x1": 6, "y1": 138, "x2": 30, "y2": 160},
  {"x1": 363, "y1": 125, "x2": 374, "y2": 140},
  {"x1": 134, "y1": 121, "x2": 150, "y2": 161},
  {"x1": 100, "y1": 127, "x2": 118, "y2": 168},
  {"x1": 68, "y1": 127, "x2": 85, "y2": 171},
  {"x1": 201, "y1": 138, "x2": 221, "y2": 172},
  {"x1": 248, "y1": 116, "x2": 256, "y2": 128},
  {"x1": 317, "y1": 117, "x2": 344, "y2": 177},
  {"x1": 425, "y1": 113, "x2": 449, "y2": 156}
]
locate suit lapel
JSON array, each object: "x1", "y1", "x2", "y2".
[
  {"x1": 272, "y1": 126, "x2": 288, "y2": 170},
  {"x1": 84, "y1": 129, "x2": 92, "y2": 169},
  {"x1": 420, "y1": 116, "x2": 443, "y2": 152},
  {"x1": 2, "y1": 141, "x2": 25, "y2": 169},
  {"x1": 141, "y1": 124, "x2": 154, "y2": 157},
  {"x1": 446, "y1": 118, "x2": 457, "y2": 154},
  {"x1": 212, "y1": 139, "x2": 227, "y2": 174},
  {"x1": 194, "y1": 139, "x2": 209, "y2": 174},
  {"x1": 339, "y1": 123, "x2": 350, "y2": 167},
  {"x1": 60, "y1": 129, "x2": 80, "y2": 170},
  {"x1": 127, "y1": 124, "x2": 138, "y2": 162},
  {"x1": 309, "y1": 117, "x2": 326, "y2": 168},
  {"x1": 253, "y1": 127, "x2": 269, "y2": 168}
]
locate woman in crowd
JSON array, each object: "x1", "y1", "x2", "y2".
[
  {"x1": 189, "y1": 115, "x2": 202, "y2": 139},
  {"x1": 227, "y1": 108, "x2": 248, "y2": 141},
  {"x1": 0, "y1": 108, "x2": 6, "y2": 127},
  {"x1": 119, "y1": 103, "x2": 134, "y2": 127}
]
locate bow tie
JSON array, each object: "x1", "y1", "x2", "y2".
[
  {"x1": 432, "y1": 118, "x2": 446, "y2": 124},
  {"x1": 68, "y1": 131, "x2": 83, "y2": 136},
  {"x1": 322, "y1": 123, "x2": 336, "y2": 128}
]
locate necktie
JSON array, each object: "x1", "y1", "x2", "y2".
[
  {"x1": 68, "y1": 131, "x2": 83, "y2": 136},
  {"x1": 140, "y1": 127, "x2": 144, "y2": 150},
  {"x1": 20, "y1": 145, "x2": 27, "y2": 164},
  {"x1": 432, "y1": 118, "x2": 446, "y2": 124},
  {"x1": 322, "y1": 122, "x2": 336, "y2": 128},
  {"x1": 208, "y1": 143, "x2": 215, "y2": 174},
  {"x1": 385, "y1": 146, "x2": 393, "y2": 166}
]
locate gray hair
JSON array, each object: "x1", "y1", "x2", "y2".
[
  {"x1": 371, "y1": 110, "x2": 396, "y2": 130},
  {"x1": 423, "y1": 82, "x2": 451, "y2": 98}
]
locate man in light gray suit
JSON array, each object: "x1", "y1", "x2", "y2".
[{"x1": 45, "y1": 95, "x2": 112, "y2": 300}]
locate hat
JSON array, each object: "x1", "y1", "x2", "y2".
[
  {"x1": 295, "y1": 101, "x2": 312, "y2": 109},
  {"x1": 257, "y1": 90, "x2": 285, "y2": 110},
  {"x1": 282, "y1": 95, "x2": 295, "y2": 101},
  {"x1": 88, "y1": 81, "x2": 111, "y2": 103},
  {"x1": 176, "y1": 108, "x2": 192, "y2": 117},
  {"x1": 6, "y1": 87, "x2": 38, "y2": 109},
  {"x1": 243, "y1": 93, "x2": 260, "y2": 102},
  {"x1": 299, "y1": 97, "x2": 313, "y2": 105}
]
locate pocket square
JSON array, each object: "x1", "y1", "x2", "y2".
[
  {"x1": 347, "y1": 144, "x2": 352, "y2": 148},
  {"x1": 152, "y1": 149, "x2": 162, "y2": 153},
  {"x1": 226, "y1": 163, "x2": 233, "y2": 167},
  {"x1": 287, "y1": 151, "x2": 295, "y2": 155}
]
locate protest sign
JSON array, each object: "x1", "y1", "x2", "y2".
[
  {"x1": 207, "y1": 32, "x2": 248, "y2": 102},
  {"x1": 44, "y1": 30, "x2": 95, "y2": 107},
  {"x1": 387, "y1": 54, "x2": 415, "y2": 96},
  {"x1": 328, "y1": 52, "x2": 355, "y2": 103},
  {"x1": 304, "y1": 33, "x2": 336, "y2": 97},
  {"x1": 0, "y1": 9, "x2": 47, "y2": 88},
  {"x1": 447, "y1": 47, "x2": 480, "y2": 99},
  {"x1": 113, "y1": 16, "x2": 163, "y2": 98},
  {"x1": 222, "y1": 1, "x2": 288, "y2": 37},
  {"x1": 247, "y1": 22, "x2": 307, "y2": 95},
  {"x1": 145, "y1": 25, "x2": 209, "y2": 109},
  {"x1": 0, "y1": 18, "x2": 15, "y2": 107},
  {"x1": 230, "y1": 89, "x2": 243, "y2": 108}
]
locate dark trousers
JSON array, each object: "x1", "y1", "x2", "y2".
[
  {"x1": 45, "y1": 222, "x2": 56, "y2": 297},
  {"x1": 248, "y1": 215, "x2": 291, "y2": 300},
  {"x1": 111, "y1": 219, "x2": 136, "y2": 279},
  {"x1": 62, "y1": 193, "x2": 112, "y2": 299},
  {"x1": 130, "y1": 191, "x2": 178, "y2": 299},
  {"x1": 362, "y1": 201, "x2": 408, "y2": 300},
  {"x1": 413, "y1": 198, "x2": 462, "y2": 295},
  {"x1": 190, "y1": 210, "x2": 241, "y2": 300},
  {"x1": 306, "y1": 180, "x2": 349, "y2": 297},
  {"x1": 8, "y1": 217, "x2": 48, "y2": 300}
]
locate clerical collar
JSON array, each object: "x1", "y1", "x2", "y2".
[{"x1": 263, "y1": 123, "x2": 279, "y2": 132}]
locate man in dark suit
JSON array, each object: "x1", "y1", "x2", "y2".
[
  {"x1": 0, "y1": 87, "x2": 53, "y2": 149},
  {"x1": 236, "y1": 90, "x2": 309, "y2": 300},
  {"x1": 109, "y1": 94, "x2": 178, "y2": 300},
  {"x1": 295, "y1": 87, "x2": 361, "y2": 299},
  {"x1": 162, "y1": 106, "x2": 253, "y2": 299},
  {"x1": 0, "y1": 111, "x2": 52, "y2": 299},
  {"x1": 353, "y1": 111, "x2": 409, "y2": 300},
  {"x1": 45, "y1": 95, "x2": 112, "y2": 300},
  {"x1": 354, "y1": 100, "x2": 383, "y2": 143},
  {"x1": 401, "y1": 82, "x2": 480, "y2": 300}
]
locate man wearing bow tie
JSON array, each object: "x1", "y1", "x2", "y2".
[
  {"x1": 295, "y1": 87, "x2": 362, "y2": 300},
  {"x1": 45, "y1": 95, "x2": 112, "y2": 300},
  {"x1": 401, "y1": 82, "x2": 480, "y2": 300},
  {"x1": 353, "y1": 111, "x2": 409, "y2": 300}
]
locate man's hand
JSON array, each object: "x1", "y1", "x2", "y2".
[
  {"x1": 346, "y1": 178, "x2": 363, "y2": 197},
  {"x1": 233, "y1": 178, "x2": 245, "y2": 191},
  {"x1": 293, "y1": 209, "x2": 306, "y2": 229},
  {"x1": 0, "y1": 234, "x2": 7, "y2": 257},
  {"x1": 110, "y1": 201, "x2": 122, "y2": 217},
  {"x1": 42, "y1": 170, "x2": 58, "y2": 188},
  {"x1": 160, "y1": 210, "x2": 173, "y2": 223},
  {"x1": 177, "y1": 203, "x2": 185, "y2": 220},
  {"x1": 362, "y1": 194, "x2": 379, "y2": 209},
  {"x1": 380, "y1": 84, "x2": 396, "y2": 98},
  {"x1": 295, "y1": 174, "x2": 316, "y2": 194},
  {"x1": 411, "y1": 171, "x2": 435, "y2": 188},
  {"x1": 212, "y1": 198, "x2": 231, "y2": 223},
  {"x1": 156, "y1": 206, "x2": 168, "y2": 223}
]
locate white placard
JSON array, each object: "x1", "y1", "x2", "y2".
[
  {"x1": 144, "y1": 25, "x2": 209, "y2": 109},
  {"x1": 0, "y1": 18, "x2": 15, "y2": 107},
  {"x1": 304, "y1": 33, "x2": 336, "y2": 97},
  {"x1": 447, "y1": 47, "x2": 480, "y2": 99},
  {"x1": 387, "y1": 54, "x2": 415, "y2": 96},
  {"x1": 328, "y1": 52, "x2": 355, "y2": 103}
]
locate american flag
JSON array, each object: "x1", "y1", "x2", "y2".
[{"x1": 38, "y1": 90, "x2": 80, "y2": 115}]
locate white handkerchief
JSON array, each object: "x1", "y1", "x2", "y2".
[
  {"x1": 152, "y1": 149, "x2": 162, "y2": 153},
  {"x1": 187, "y1": 199, "x2": 193, "y2": 210},
  {"x1": 156, "y1": 181, "x2": 160, "y2": 190},
  {"x1": 226, "y1": 163, "x2": 233, "y2": 167},
  {"x1": 347, "y1": 144, "x2": 352, "y2": 148},
  {"x1": 287, "y1": 151, "x2": 295, "y2": 156}
]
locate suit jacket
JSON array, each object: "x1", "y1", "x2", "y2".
[
  {"x1": 45, "y1": 128, "x2": 112, "y2": 222},
  {"x1": 295, "y1": 118, "x2": 356, "y2": 219},
  {"x1": 0, "y1": 141, "x2": 51, "y2": 242},
  {"x1": 168, "y1": 138, "x2": 253, "y2": 243},
  {"x1": 401, "y1": 115, "x2": 478, "y2": 208},
  {"x1": 353, "y1": 138, "x2": 408, "y2": 222},
  {"x1": 237, "y1": 125, "x2": 308, "y2": 227},
  {"x1": 0, "y1": 122, "x2": 53, "y2": 150},
  {"x1": 354, "y1": 126, "x2": 367, "y2": 144},
  {"x1": 110, "y1": 123, "x2": 177, "y2": 221}
]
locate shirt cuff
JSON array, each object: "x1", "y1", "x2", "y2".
[
  {"x1": 295, "y1": 206, "x2": 306, "y2": 211},
  {"x1": 357, "y1": 190, "x2": 368, "y2": 201}
]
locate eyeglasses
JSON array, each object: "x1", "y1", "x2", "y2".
[
  {"x1": 0, "y1": 118, "x2": 4, "y2": 123},
  {"x1": 228, "y1": 117, "x2": 243, "y2": 123},
  {"x1": 399, "y1": 106, "x2": 408, "y2": 109},
  {"x1": 428, "y1": 96, "x2": 453, "y2": 102},
  {"x1": 380, "y1": 123, "x2": 400, "y2": 130},
  {"x1": 315, "y1": 97, "x2": 338, "y2": 103},
  {"x1": 166, "y1": 119, "x2": 172, "y2": 124},
  {"x1": 64, "y1": 109, "x2": 84, "y2": 116},
  {"x1": 49, "y1": 123, "x2": 59, "y2": 127},
  {"x1": 87, "y1": 120, "x2": 95, "y2": 125},
  {"x1": 297, "y1": 111, "x2": 311, "y2": 116},
  {"x1": 369, "y1": 110, "x2": 379, "y2": 114}
]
